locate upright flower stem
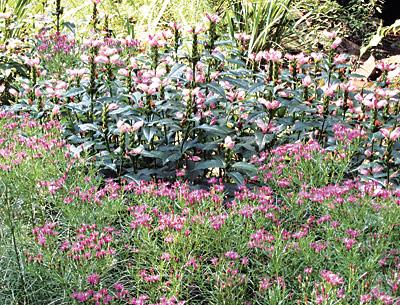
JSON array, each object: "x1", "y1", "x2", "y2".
[
  {"x1": 191, "y1": 30, "x2": 199, "y2": 88},
  {"x1": 55, "y1": 0, "x2": 63, "y2": 33},
  {"x1": 89, "y1": 48, "x2": 98, "y2": 122}
]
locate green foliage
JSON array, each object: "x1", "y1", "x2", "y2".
[
  {"x1": 0, "y1": 53, "x2": 29, "y2": 105},
  {"x1": 0, "y1": 117, "x2": 398, "y2": 304},
  {"x1": 225, "y1": 0, "x2": 293, "y2": 53},
  {"x1": 338, "y1": 0, "x2": 384, "y2": 43},
  {"x1": 289, "y1": 0, "x2": 343, "y2": 50}
]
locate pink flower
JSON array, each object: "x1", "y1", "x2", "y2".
[
  {"x1": 311, "y1": 52, "x2": 323, "y2": 61},
  {"x1": 108, "y1": 103, "x2": 119, "y2": 111},
  {"x1": 376, "y1": 62, "x2": 397, "y2": 72},
  {"x1": 161, "y1": 252, "x2": 171, "y2": 261},
  {"x1": 9, "y1": 88, "x2": 19, "y2": 97},
  {"x1": 187, "y1": 25, "x2": 205, "y2": 35},
  {"x1": 380, "y1": 127, "x2": 400, "y2": 141},
  {"x1": 147, "y1": 34, "x2": 165, "y2": 47},
  {"x1": 25, "y1": 57, "x2": 40, "y2": 67},
  {"x1": 52, "y1": 105, "x2": 60, "y2": 116},
  {"x1": 128, "y1": 147, "x2": 143, "y2": 156},
  {"x1": 131, "y1": 120, "x2": 144, "y2": 132},
  {"x1": 117, "y1": 121, "x2": 131, "y2": 133},
  {"x1": 360, "y1": 294, "x2": 372, "y2": 303},
  {"x1": 0, "y1": 12, "x2": 12, "y2": 20},
  {"x1": 302, "y1": 75, "x2": 312, "y2": 87},
  {"x1": 87, "y1": 273, "x2": 100, "y2": 285},
  {"x1": 337, "y1": 288, "x2": 345, "y2": 298},
  {"x1": 225, "y1": 251, "x2": 239, "y2": 260},
  {"x1": 204, "y1": 13, "x2": 221, "y2": 24},
  {"x1": 259, "y1": 277, "x2": 272, "y2": 290},
  {"x1": 176, "y1": 168, "x2": 186, "y2": 177},
  {"x1": 71, "y1": 291, "x2": 91, "y2": 302},
  {"x1": 224, "y1": 136, "x2": 235, "y2": 149},
  {"x1": 331, "y1": 37, "x2": 342, "y2": 49},
  {"x1": 169, "y1": 21, "x2": 182, "y2": 31},
  {"x1": 94, "y1": 55, "x2": 109, "y2": 64},
  {"x1": 34, "y1": 88, "x2": 42, "y2": 97},
  {"x1": 362, "y1": 93, "x2": 387, "y2": 109},
  {"x1": 321, "y1": 84, "x2": 338, "y2": 97},
  {"x1": 259, "y1": 98, "x2": 281, "y2": 110},
  {"x1": 118, "y1": 68, "x2": 130, "y2": 77},
  {"x1": 343, "y1": 238, "x2": 356, "y2": 250},
  {"x1": 378, "y1": 294, "x2": 394, "y2": 304},
  {"x1": 268, "y1": 49, "x2": 282, "y2": 62},
  {"x1": 256, "y1": 119, "x2": 274, "y2": 134},
  {"x1": 188, "y1": 155, "x2": 201, "y2": 161},
  {"x1": 334, "y1": 54, "x2": 347, "y2": 64},
  {"x1": 320, "y1": 270, "x2": 344, "y2": 286}
]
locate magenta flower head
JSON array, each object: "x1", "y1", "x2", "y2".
[
  {"x1": 360, "y1": 294, "x2": 372, "y2": 303},
  {"x1": 225, "y1": 251, "x2": 239, "y2": 260},
  {"x1": 87, "y1": 273, "x2": 100, "y2": 286},
  {"x1": 320, "y1": 270, "x2": 344, "y2": 286}
]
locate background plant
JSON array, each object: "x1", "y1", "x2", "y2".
[{"x1": 225, "y1": 0, "x2": 293, "y2": 54}]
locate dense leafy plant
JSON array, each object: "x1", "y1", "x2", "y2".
[{"x1": 3, "y1": 9, "x2": 400, "y2": 187}]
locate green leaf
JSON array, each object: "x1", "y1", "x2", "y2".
[
  {"x1": 109, "y1": 106, "x2": 132, "y2": 116},
  {"x1": 78, "y1": 123, "x2": 100, "y2": 132},
  {"x1": 130, "y1": 92, "x2": 143, "y2": 104},
  {"x1": 203, "y1": 82, "x2": 226, "y2": 99},
  {"x1": 228, "y1": 171, "x2": 245, "y2": 185},
  {"x1": 167, "y1": 63, "x2": 186, "y2": 79},
  {"x1": 64, "y1": 87, "x2": 86, "y2": 98},
  {"x1": 193, "y1": 159, "x2": 226, "y2": 170},
  {"x1": 62, "y1": 21, "x2": 76, "y2": 34},
  {"x1": 143, "y1": 127, "x2": 157, "y2": 143},
  {"x1": 163, "y1": 152, "x2": 182, "y2": 165},
  {"x1": 212, "y1": 51, "x2": 225, "y2": 62},
  {"x1": 248, "y1": 82, "x2": 265, "y2": 94},
  {"x1": 196, "y1": 124, "x2": 230, "y2": 136},
  {"x1": 231, "y1": 162, "x2": 258, "y2": 175},
  {"x1": 360, "y1": 24, "x2": 384, "y2": 57},
  {"x1": 255, "y1": 132, "x2": 273, "y2": 150},
  {"x1": 222, "y1": 76, "x2": 249, "y2": 90},
  {"x1": 141, "y1": 150, "x2": 167, "y2": 159}
]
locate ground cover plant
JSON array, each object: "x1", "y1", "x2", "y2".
[
  {"x1": 0, "y1": 113, "x2": 399, "y2": 304},
  {"x1": 0, "y1": 1, "x2": 399, "y2": 304}
]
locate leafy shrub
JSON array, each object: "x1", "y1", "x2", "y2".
[{"x1": 3, "y1": 9, "x2": 400, "y2": 187}]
